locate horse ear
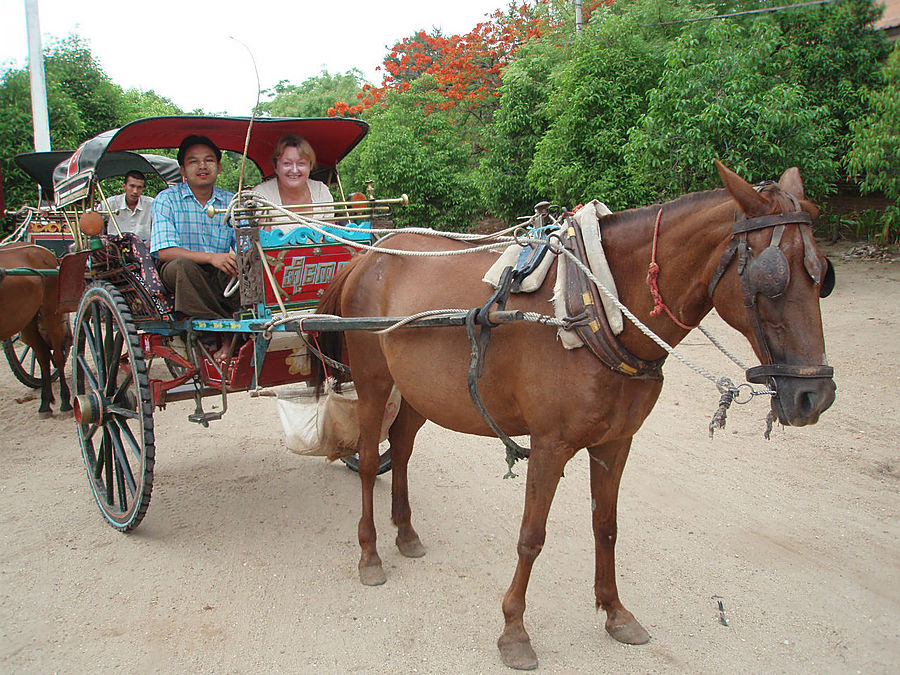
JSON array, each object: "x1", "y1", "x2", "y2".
[
  {"x1": 778, "y1": 167, "x2": 805, "y2": 201},
  {"x1": 714, "y1": 159, "x2": 768, "y2": 217}
]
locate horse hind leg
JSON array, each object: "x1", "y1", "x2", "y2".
[
  {"x1": 47, "y1": 315, "x2": 72, "y2": 415},
  {"x1": 588, "y1": 439, "x2": 650, "y2": 645},
  {"x1": 20, "y1": 321, "x2": 54, "y2": 418},
  {"x1": 389, "y1": 399, "x2": 426, "y2": 558},
  {"x1": 355, "y1": 377, "x2": 396, "y2": 586},
  {"x1": 498, "y1": 443, "x2": 572, "y2": 671}
]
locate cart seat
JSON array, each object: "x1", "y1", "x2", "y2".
[{"x1": 115, "y1": 233, "x2": 177, "y2": 320}]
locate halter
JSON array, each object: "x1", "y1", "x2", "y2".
[{"x1": 707, "y1": 185, "x2": 833, "y2": 385}]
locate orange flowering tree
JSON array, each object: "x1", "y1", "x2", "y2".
[{"x1": 329, "y1": 2, "x2": 604, "y2": 123}]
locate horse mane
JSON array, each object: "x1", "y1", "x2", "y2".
[{"x1": 599, "y1": 188, "x2": 729, "y2": 230}]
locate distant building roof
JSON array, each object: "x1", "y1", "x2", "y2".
[{"x1": 874, "y1": 0, "x2": 900, "y2": 40}]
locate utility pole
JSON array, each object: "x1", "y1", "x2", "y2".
[
  {"x1": 24, "y1": 0, "x2": 51, "y2": 151},
  {"x1": 575, "y1": 0, "x2": 584, "y2": 35}
]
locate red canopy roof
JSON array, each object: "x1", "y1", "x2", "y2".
[{"x1": 103, "y1": 116, "x2": 369, "y2": 172}]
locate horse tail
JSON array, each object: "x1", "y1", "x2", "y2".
[{"x1": 310, "y1": 254, "x2": 359, "y2": 393}]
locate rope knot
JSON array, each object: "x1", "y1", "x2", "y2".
[
  {"x1": 709, "y1": 377, "x2": 739, "y2": 438},
  {"x1": 646, "y1": 261, "x2": 664, "y2": 317}
]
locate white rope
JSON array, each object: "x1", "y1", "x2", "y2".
[{"x1": 228, "y1": 194, "x2": 748, "y2": 391}]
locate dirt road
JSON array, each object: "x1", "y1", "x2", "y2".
[{"x1": 1, "y1": 245, "x2": 897, "y2": 673}]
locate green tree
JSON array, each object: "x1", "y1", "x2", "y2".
[
  {"x1": 477, "y1": 39, "x2": 569, "y2": 221},
  {"x1": 121, "y1": 88, "x2": 183, "y2": 122},
  {"x1": 340, "y1": 78, "x2": 481, "y2": 230},
  {"x1": 43, "y1": 35, "x2": 127, "y2": 138},
  {"x1": 259, "y1": 70, "x2": 367, "y2": 118},
  {"x1": 527, "y1": 4, "x2": 675, "y2": 210},
  {"x1": 625, "y1": 18, "x2": 839, "y2": 200},
  {"x1": 775, "y1": 0, "x2": 890, "y2": 166},
  {"x1": 0, "y1": 68, "x2": 85, "y2": 211},
  {"x1": 847, "y1": 43, "x2": 900, "y2": 241}
]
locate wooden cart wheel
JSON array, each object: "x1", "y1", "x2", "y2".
[
  {"x1": 341, "y1": 444, "x2": 392, "y2": 475},
  {"x1": 2, "y1": 334, "x2": 61, "y2": 389},
  {"x1": 72, "y1": 282, "x2": 155, "y2": 532}
]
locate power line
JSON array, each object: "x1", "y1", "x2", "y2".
[{"x1": 647, "y1": 0, "x2": 847, "y2": 27}]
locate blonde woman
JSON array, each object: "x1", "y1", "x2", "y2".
[{"x1": 252, "y1": 134, "x2": 334, "y2": 229}]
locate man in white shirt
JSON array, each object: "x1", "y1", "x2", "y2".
[{"x1": 103, "y1": 170, "x2": 154, "y2": 240}]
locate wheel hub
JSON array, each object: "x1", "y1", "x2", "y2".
[{"x1": 73, "y1": 391, "x2": 103, "y2": 425}]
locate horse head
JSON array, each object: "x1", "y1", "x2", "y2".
[{"x1": 709, "y1": 160, "x2": 836, "y2": 427}]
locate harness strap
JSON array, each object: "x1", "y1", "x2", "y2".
[
  {"x1": 465, "y1": 266, "x2": 530, "y2": 476},
  {"x1": 746, "y1": 364, "x2": 834, "y2": 383},
  {"x1": 564, "y1": 213, "x2": 665, "y2": 380},
  {"x1": 731, "y1": 212, "x2": 810, "y2": 233}
]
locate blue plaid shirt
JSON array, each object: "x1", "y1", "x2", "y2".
[{"x1": 150, "y1": 182, "x2": 235, "y2": 256}]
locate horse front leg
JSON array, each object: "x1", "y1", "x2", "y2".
[
  {"x1": 355, "y1": 380, "x2": 394, "y2": 586},
  {"x1": 588, "y1": 438, "x2": 650, "y2": 645},
  {"x1": 499, "y1": 444, "x2": 572, "y2": 670},
  {"x1": 389, "y1": 399, "x2": 426, "y2": 558}
]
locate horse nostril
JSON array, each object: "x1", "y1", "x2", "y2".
[{"x1": 799, "y1": 391, "x2": 815, "y2": 418}]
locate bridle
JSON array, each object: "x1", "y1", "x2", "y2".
[{"x1": 706, "y1": 183, "x2": 834, "y2": 386}]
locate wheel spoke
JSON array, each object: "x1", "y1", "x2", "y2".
[
  {"x1": 105, "y1": 331, "x2": 125, "y2": 398},
  {"x1": 112, "y1": 370, "x2": 134, "y2": 403},
  {"x1": 82, "y1": 315, "x2": 103, "y2": 386},
  {"x1": 107, "y1": 404, "x2": 139, "y2": 420},
  {"x1": 90, "y1": 303, "x2": 107, "y2": 390},
  {"x1": 75, "y1": 354, "x2": 102, "y2": 393},
  {"x1": 102, "y1": 428, "x2": 115, "y2": 506},
  {"x1": 113, "y1": 414, "x2": 144, "y2": 460},
  {"x1": 108, "y1": 422, "x2": 136, "y2": 503}
]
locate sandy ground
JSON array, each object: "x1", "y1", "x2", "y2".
[{"x1": 0, "y1": 245, "x2": 897, "y2": 674}]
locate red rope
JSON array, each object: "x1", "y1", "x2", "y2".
[
  {"x1": 647, "y1": 207, "x2": 698, "y2": 331},
  {"x1": 311, "y1": 330, "x2": 331, "y2": 381}
]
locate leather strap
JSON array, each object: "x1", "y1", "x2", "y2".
[
  {"x1": 746, "y1": 364, "x2": 834, "y2": 383},
  {"x1": 563, "y1": 215, "x2": 665, "y2": 380}
]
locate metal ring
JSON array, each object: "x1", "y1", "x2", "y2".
[{"x1": 733, "y1": 383, "x2": 756, "y2": 405}]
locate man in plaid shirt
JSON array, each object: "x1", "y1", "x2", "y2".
[{"x1": 151, "y1": 135, "x2": 239, "y2": 319}]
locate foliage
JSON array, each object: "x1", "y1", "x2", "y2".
[
  {"x1": 42, "y1": 36, "x2": 127, "y2": 139},
  {"x1": 847, "y1": 43, "x2": 900, "y2": 241},
  {"x1": 526, "y1": 3, "x2": 677, "y2": 210},
  {"x1": 774, "y1": 0, "x2": 891, "y2": 166},
  {"x1": 121, "y1": 88, "x2": 183, "y2": 122},
  {"x1": 476, "y1": 39, "x2": 569, "y2": 220},
  {"x1": 338, "y1": 80, "x2": 481, "y2": 230},
  {"x1": 0, "y1": 68, "x2": 86, "y2": 210},
  {"x1": 259, "y1": 70, "x2": 366, "y2": 118},
  {"x1": 625, "y1": 17, "x2": 839, "y2": 201}
]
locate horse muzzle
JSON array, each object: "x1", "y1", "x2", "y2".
[{"x1": 746, "y1": 364, "x2": 836, "y2": 427}]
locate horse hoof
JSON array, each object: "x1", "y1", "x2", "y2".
[
  {"x1": 56, "y1": 409, "x2": 73, "y2": 419},
  {"x1": 38, "y1": 410, "x2": 53, "y2": 419},
  {"x1": 396, "y1": 535, "x2": 426, "y2": 558},
  {"x1": 606, "y1": 619, "x2": 650, "y2": 645},
  {"x1": 497, "y1": 635, "x2": 538, "y2": 670},
  {"x1": 359, "y1": 564, "x2": 387, "y2": 586}
]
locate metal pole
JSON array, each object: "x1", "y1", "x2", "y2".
[
  {"x1": 24, "y1": 0, "x2": 51, "y2": 152},
  {"x1": 575, "y1": 0, "x2": 584, "y2": 35}
]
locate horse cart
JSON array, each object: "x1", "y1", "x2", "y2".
[
  {"x1": 1, "y1": 148, "x2": 180, "y2": 387},
  {"x1": 3, "y1": 113, "x2": 840, "y2": 668},
  {"x1": 23, "y1": 115, "x2": 405, "y2": 532}
]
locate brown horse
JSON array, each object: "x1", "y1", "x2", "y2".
[
  {"x1": 0, "y1": 242, "x2": 72, "y2": 417},
  {"x1": 313, "y1": 161, "x2": 835, "y2": 669}
]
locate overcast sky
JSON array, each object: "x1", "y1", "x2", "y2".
[{"x1": 1, "y1": 0, "x2": 508, "y2": 115}]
